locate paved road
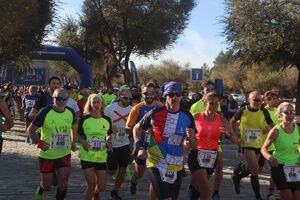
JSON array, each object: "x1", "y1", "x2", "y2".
[{"x1": 0, "y1": 119, "x2": 273, "y2": 200}]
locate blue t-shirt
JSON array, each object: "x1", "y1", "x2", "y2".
[{"x1": 23, "y1": 94, "x2": 39, "y2": 118}]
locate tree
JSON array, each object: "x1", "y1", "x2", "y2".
[
  {"x1": 0, "y1": 0, "x2": 55, "y2": 66},
  {"x1": 222, "y1": 0, "x2": 300, "y2": 113},
  {"x1": 81, "y1": 0, "x2": 195, "y2": 86}
]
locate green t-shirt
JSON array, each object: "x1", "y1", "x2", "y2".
[
  {"x1": 32, "y1": 106, "x2": 76, "y2": 159},
  {"x1": 190, "y1": 99, "x2": 221, "y2": 114},
  {"x1": 78, "y1": 115, "x2": 112, "y2": 163},
  {"x1": 273, "y1": 124, "x2": 300, "y2": 164}
]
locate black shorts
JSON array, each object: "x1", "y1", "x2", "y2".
[
  {"x1": 107, "y1": 145, "x2": 130, "y2": 170},
  {"x1": 271, "y1": 164, "x2": 300, "y2": 191},
  {"x1": 80, "y1": 160, "x2": 106, "y2": 170},
  {"x1": 135, "y1": 157, "x2": 146, "y2": 166},
  {"x1": 148, "y1": 167, "x2": 183, "y2": 200},
  {"x1": 258, "y1": 151, "x2": 274, "y2": 167},
  {"x1": 242, "y1": 147, "x2": 261, "y2": 155},
  {"x1": 188, "y1": 149, "x2": 218, "y2": 175}
]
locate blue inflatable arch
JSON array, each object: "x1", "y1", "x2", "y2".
[{"x1": 32, "y1": 46, "x2": 93, "y2": 88}]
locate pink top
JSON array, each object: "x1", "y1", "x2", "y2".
[{"x1": 195, "y1": 112, "x2": 223, "y2": 150}]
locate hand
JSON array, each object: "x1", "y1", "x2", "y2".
[
  {"x1": 82, "y1": 142, "x2": 90, "y2": 151},
  {"x1": 230, "y1": 134, "x2": 240, "y2": 144},
  {"x1": 137, "y1": 149, "x2": 147, "y2": 160},
  {"x1": 269, "y1": 157, "x2": 278, "y2": 167},
  {"x1": 183, "y1": 138, "x2": 191, "y2": 151},
  {"x1": 186, "y1": 128, "x2": 195, "y2": 138},
  {"x1": 40, "y1": 142, "x2": 50, "y2": 152},
  {"x1": 71, "y1": 142, "x2": 77, "y2": 152}
]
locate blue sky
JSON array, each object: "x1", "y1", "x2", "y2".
[{"x1": 56, "y1": 0, "x2": 228, "y2": 68}]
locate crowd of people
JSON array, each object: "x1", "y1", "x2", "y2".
[{"x1": 0, "y1": 77, "x2": 299, "y2": 200}]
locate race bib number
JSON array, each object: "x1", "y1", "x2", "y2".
[
  {"x1": 283, "y1": 164, "x2": 300, "y2": 182},
  {"x1": 87, "y1": 139, "x2": 106, "y2": 151},
  {"x1": 197, "y1": 150, "x2": 217, "y2": 168},
  {"x1": 245, "y1": 128, "x2": 261, "y2": 143},
  {"x1": 166, "y1": 154, "x2": 183, "y2": 166},
  {"x1": 159, "y1": 170, "x2": 177, "y2": 184},
  {"x1": 26, "y1": 99, "x2": 35, "y2": 108},
  {"x1": 116, "y1": 127, "x2": 126, "y2": 138},
  {"x1": 51, "y1": 133, "x2": 69, "y2": 149}
]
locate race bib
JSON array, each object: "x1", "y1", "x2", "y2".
[
  {"x1": 87, "y1": 139, "x2": 106, "y2": 151},
  {"x1": 197, "y1": 150, "x2": 218, "y2": 168},
  {"x1": 245, "y1": 128, "x2": 261, "y2": 143},
  {"x1": 159, "y1": 169, "x2": 177, "y2": 184},
  {"x1": 26, "y1": 99, "x2": 35, "y2": 108},
  {"x1": 166, "y1": 154, "x2": 183, "y2": 166},
  {"x1": 116, "y1": 127, "x2": 126, "y2": 138},
  {"x1": 51, "y1": 133, "x2": 69, "y2": 149},
  {"x1": 283, "y1": 164, "x2": 300, "y2": 182}
]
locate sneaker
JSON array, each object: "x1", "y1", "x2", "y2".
[
  {"x1": 34, "y1": 187, "x2": 42, "y2": 200},
  {"x1": 111, "y1": 190, "x2": 122, "y2": 200},
  {"x1": 129, "y1": 181, "x2": 137, "y2": 195},
  {"x1": 212, "y1": 192, "x2": 220, "y2": 200},
  {"x1": 232, "y1": 175, "x2": 240, "y2": 194}
]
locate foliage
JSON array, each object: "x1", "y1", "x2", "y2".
[
  {"x1": 0, "y1": 0, "x2": 56, "y2": 67},
  {"x1": 80, "y1": 0, "x2": 195, "y2": 85},
  {"x1": 222, "y1": 0, "x2": 300, "y2": 112}
]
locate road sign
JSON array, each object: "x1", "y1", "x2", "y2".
[{"x1": 191, "y1": 68, "x2": 204, "y2": 81}]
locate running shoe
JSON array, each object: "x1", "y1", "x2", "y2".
[
  {"x1": 129, "y1": 180, "x2": 137, "y2": 195},
  {"x1": 232, "y1": 175, "x2": 240, "y2": 194},
  {"x1": 34, "y1": 187, "x2": 42, "y2": 200}
]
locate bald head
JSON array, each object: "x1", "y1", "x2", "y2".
[{"x1": 248, "y1": 91, "x2": 262, "y2": 109}]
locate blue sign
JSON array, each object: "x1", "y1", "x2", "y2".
[{"x1": 191, "y1": 68, "x2": 204, "y2": 81}]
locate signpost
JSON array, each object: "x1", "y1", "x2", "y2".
[{"x1": 191, "y1": 68, "x2": 204, "y2": 81}]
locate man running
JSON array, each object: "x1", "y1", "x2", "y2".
[
  {"x1": 230, "y1": 91, "x2": 274, "y2": 200},
  {"x1": 27, "y1": 88, "x2": 77, "y2": 200},
  {"x1": 133, "y1": 81, "x2": 197, "y2": 200},
  {"x1": 104, "y1": 85, "x2": 133, "y2": 200},
  {"x1": 0, "y1": 97, "x2": 14, "y2": 154}
]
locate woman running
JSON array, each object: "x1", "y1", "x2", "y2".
[{"x1": 78, "y1": 94, "x2": 113, "y2": 200}]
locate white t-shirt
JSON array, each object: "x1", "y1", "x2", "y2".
[
  {"x1": 104, "y1": 102, "x2": 132, "y2": 148},
  {"x1": 67, "y1": 98, "x2": 80, "y2": 113}
]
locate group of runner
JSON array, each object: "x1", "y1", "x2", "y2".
[{"x1": 1, "y1": 76, "x2": 300, "y2": 200}]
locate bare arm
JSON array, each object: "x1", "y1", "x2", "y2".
[
  {"x1": 261, "y1": 127, "x2": 279, "y2": 167},
  {"x1": 221, "y1": 115, "x2": 239, "y2": 143},
  {"x1": 0, "y1": 99, "x2": 13, "y2": 132},
  {"x1": 28, "y1": 107, "x2": 38, "y2": 120}
]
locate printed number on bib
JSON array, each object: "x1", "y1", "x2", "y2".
[
  {"x1": 245, "y1": 128, "x2": 260, "y2": 143},
  {"x1": 159, "y1": 170, "x2": 177, "y2": 184},
  {"x1": 51, "y1": 133, "x2": 69, "y2": 149},
  {"x1": 116, "y1": 127, "x2": 126, "y2": 138},
  {"x1": 88, "y1": 140, "x2": 106, "y2": 151},
  {"x1": 27, "y1": 100, "x2": 35, "y2": 107},
  {"x1": 283, "y1": 164, "x2": 300, "y2": 182},
  {"x1": 197, "y1": 150, "x2": 217, "y2": 168}
]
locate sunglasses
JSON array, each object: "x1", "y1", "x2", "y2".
[
  {"x1": 168, "y1": 93, "x2": 182, "y2": 98},
  {"x1": 121, "y1": 96, "x2": 132, "y2": 101},
  {"x1": 283, "y1": 110, "x2": 295, "y2": 115},
  {"x1": 143, "y1": 91, "x2": 154, "y2": 96},
  {"x1": 54, "y1": 96, "x2": 68, "y2": 102},
  {"x1": 252, "y1": 99, "x2": 262, "y2": 102}
]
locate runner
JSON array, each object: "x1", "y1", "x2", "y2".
[
  {"x1": 261, "y1": 102, "x2": 300, "y2": 200},
  {"x1": 126, "y1": 82, "x2": 162, "y2": 196},
  {"x1": 189, "y1": 80, "x2": 224, "y2": 200},
  {"x1": 22, "y1": 85, "x2": 39, "y2": 143},
  {"x1": 230, "y1": 91, "x2": 274, "y2": 200},
  {"x1": 104, "y1": 85, "x2": 133, "y2": 200},
  {"x1": 27, "y1": 88, "x2": 77, "y2": 200},
  {"x1": 102, "y1": 87, "x2": 117, "y2": 107},
  {"x1": 78, "y1": 94, "x2": 112, "y2": 200},
  {"x1": 133, "y1": 81, "x2": 197, "y2": 200},
  {"x1": 188, "y1": 92, "x2": 238, "y2": 200},
  {"x1": 0, "y1": 96, "x2": 14, "y2": 155}
]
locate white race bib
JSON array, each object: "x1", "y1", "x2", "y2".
[
  {"x1": 166, "y1": 154, "x2": 183, "y2": 166},
  {"x1": 87, "y1": 139, "x2": 106, "y2": 151},
  {"x1": 26, "y1": 99, "x2": 35, "y2": 108},
  {"x1": 51, "y1": 133, "x2": 69, "y2": 149},
  {"x1": 197, "y1": 150, "x2": 218, "y2": 168},
  {"x1": 283, "y1": 164, "x2": 300, "y2": 182},
  {"x1": 116, "y1": 127, "x2": 126, "y2": 138},
  {"x1": 245, "y1": 128, "x2": 261, "y2": 143},
  {"x1": 159, "y1": 170, "x2": 177, "y2": 184}
]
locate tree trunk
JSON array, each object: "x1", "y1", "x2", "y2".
[
  {"x1": 123, "y1": 53, "x2": 131, "y2": 85},
  {"x1": 296, "y1": 66, "x2": 300, "y2": 115}
]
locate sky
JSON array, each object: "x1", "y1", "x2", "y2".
[{"x1": 55, "y1": 0, "x2": 228, "y2": 68}]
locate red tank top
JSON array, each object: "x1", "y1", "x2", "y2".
[{"x1": 195, "y1": 112, "x2": 223, "y2": 150}]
